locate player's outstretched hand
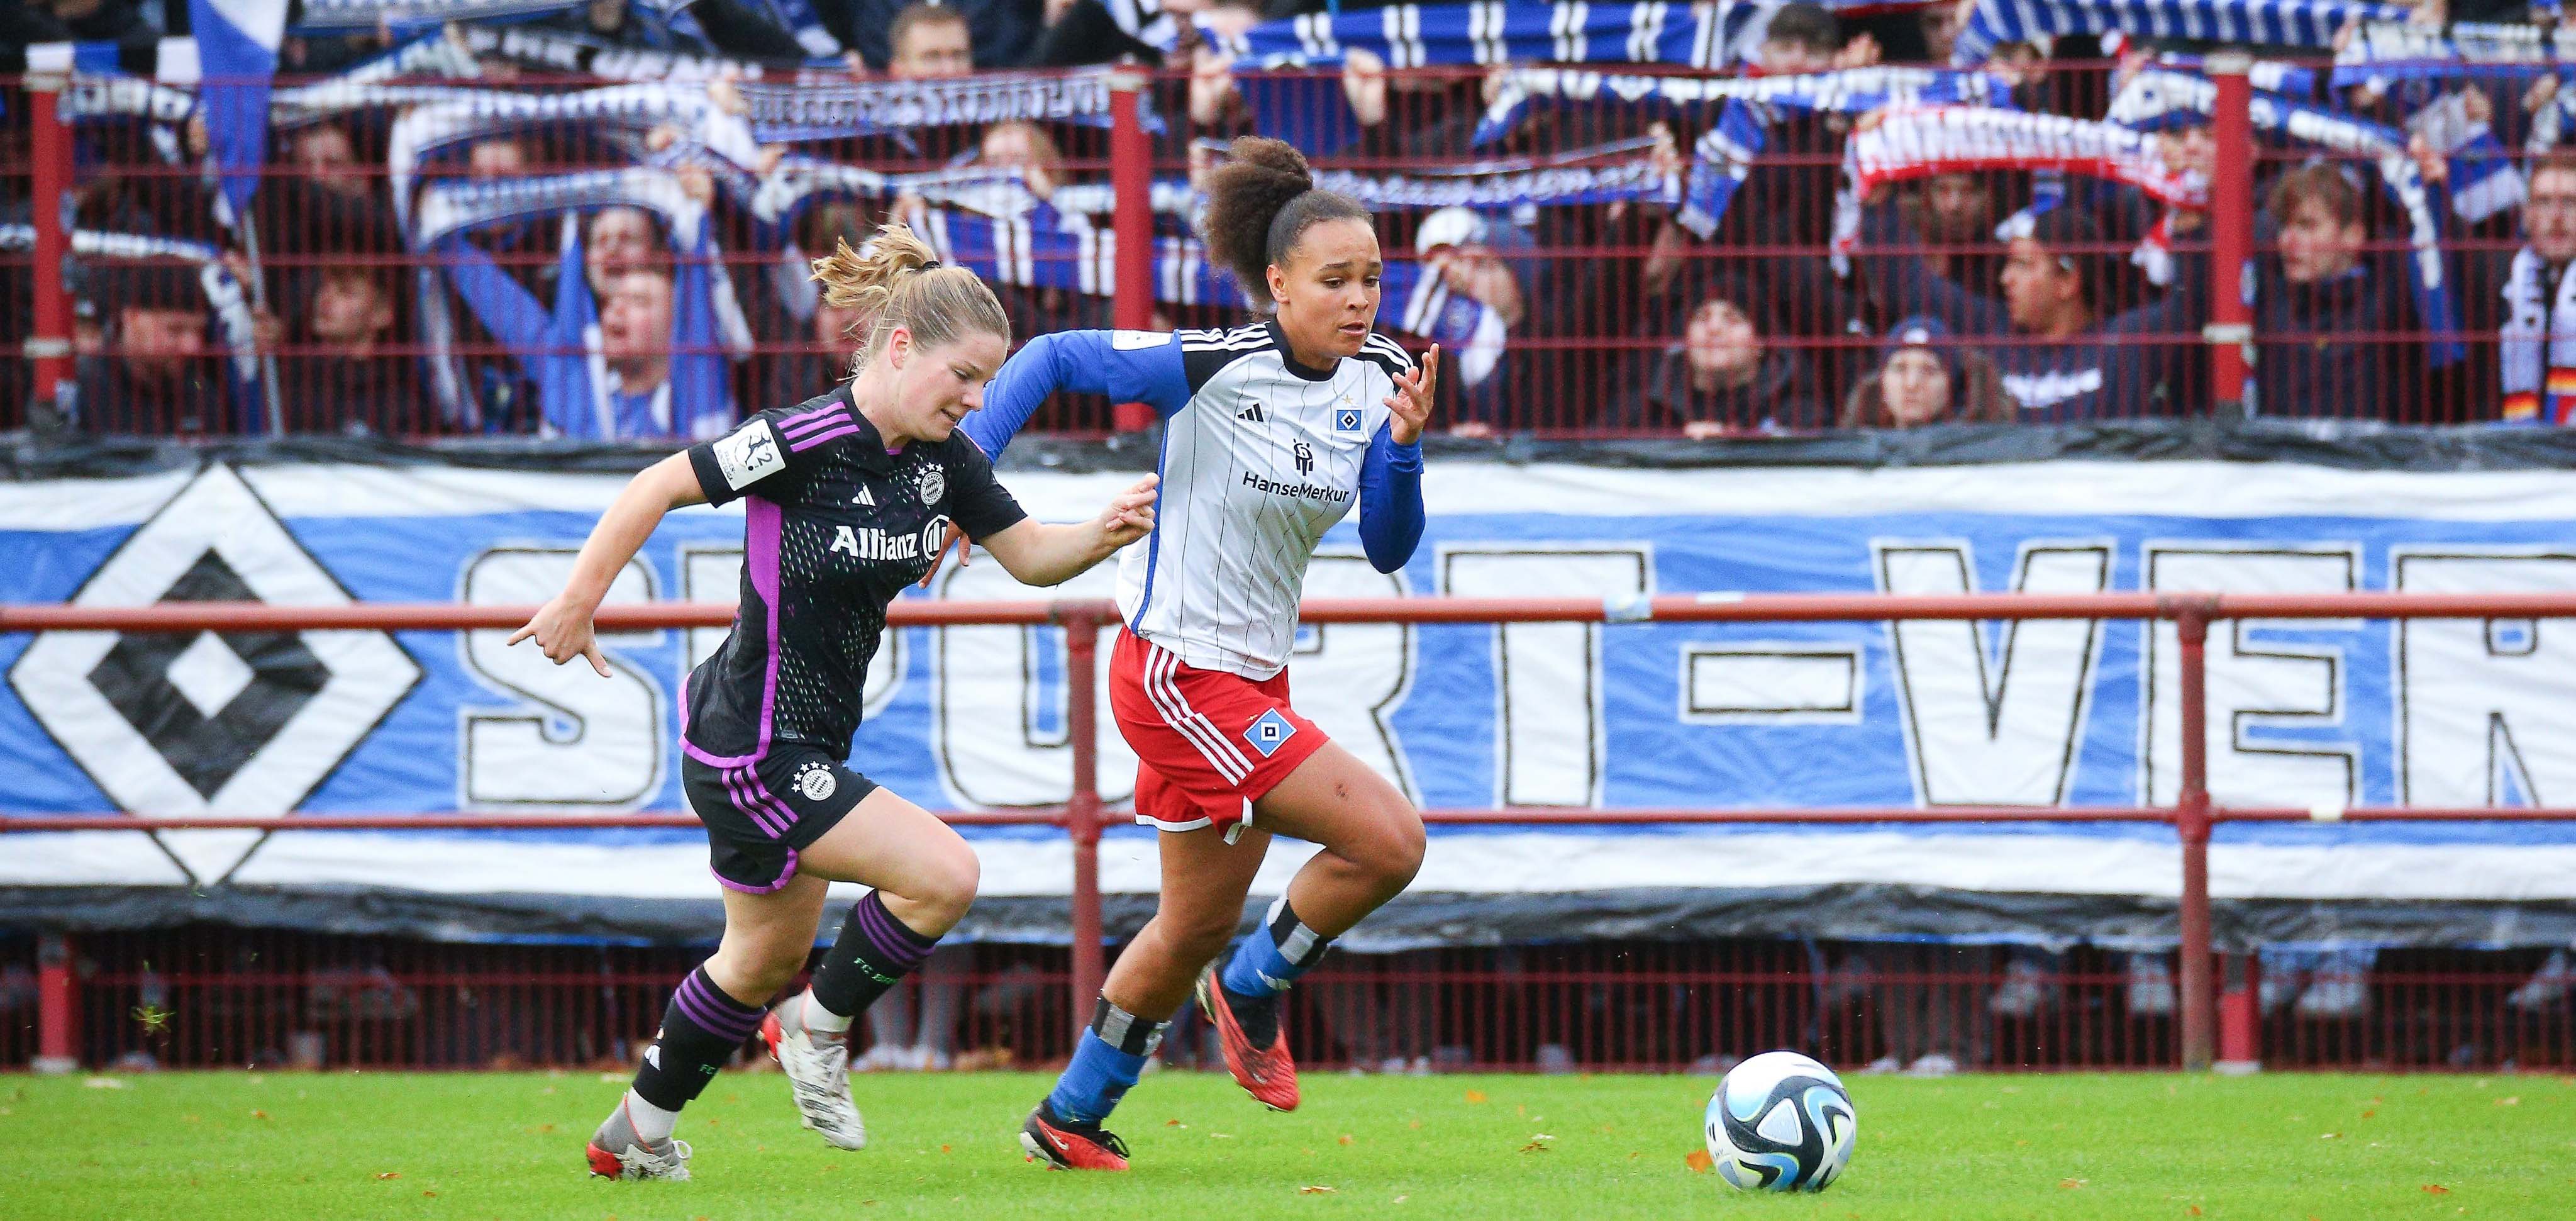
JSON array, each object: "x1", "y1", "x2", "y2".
[
  {"x1": 506, "y1": 593, "x2": 610, "y2": 677},
  {"x1": 1386, "y1": 343, "x2": 1438, "y2": 445},
  {"x1": 1097, "y1": 475, "x2": 1160, "y2": 548}
]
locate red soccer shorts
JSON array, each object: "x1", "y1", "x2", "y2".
[{"x1": 1109, "y1": 628, "x2": 1327, "y2": 839}]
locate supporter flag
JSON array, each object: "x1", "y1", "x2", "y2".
[{"x1": 190, "y1": 0, "x2": 289, "y2": 221}]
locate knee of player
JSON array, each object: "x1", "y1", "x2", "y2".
[
  {"x1": 913, "y1": 842, "x2": 981, "y2": 922},
  {"x1": 1362, "y1": 803, "x2": 1426, "y2": 888},
  {"x1": 1168, "y1": 907, "x2": 1243, "y2": 964},
  {"x1": 719, "y1": 942, "x2": 809, "y2": 1000}
]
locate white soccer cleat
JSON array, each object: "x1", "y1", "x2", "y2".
[
  {"x1": 586, "y1": 1103, "x2": 692, "y2": 1181},
  {"x1": 762, "y1": 995, "x2": 868, "y2": 1150}
]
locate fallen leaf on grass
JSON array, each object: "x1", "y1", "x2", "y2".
[
  {"x1": 1338, "y1": 1134, "x2": 1354, "y2": 1146},
  {"x1": 422, "y1": 1191, "x2": 436, "y2": 1198},
  {"x1": 1166, "y1": 1119, "x2": 1185, "y2": 1127},
  {"x1": 2498, "y1": 1096, "x2": 2521, "y2": 1107},
  {"x1": 375, "y1": 1172, "x2": 400, "y2": 1181},
  {"x1": 1684, "y1": 1149, "x2": 1714, "y2": 1173},
  {"x1": 2059, "y1": 1178, "x2": 2088, "y2": 1190},
  {"x1": 2188, "y1": 1208, "x2": 2202, "y2": 1217},
  {"x1": 1392, "y1": 1195, "x2": 1408, "y2": 1205},
  {"x1": 250, "y1": 1110, "x2": 269, "y2": 1120},
  {"x1": 2321, "y1": 1132, "x2": 2341, "y2": 1140},
  {"x1": 1463, "y1": 1090, "x2": 1487, "y2": 1104},
  {"x1": 2423, "y1": 1185, "x2": 2451, "y2": 1195},
  {"x1": 2362, "y1": 1110, "x2": 2377, "y2": 1119},
  {"x1": 83, "y1": 1078, "x2": 126, "y2": 1090},
  {"x1": 1299, "y1": 1185, "x2": 1336, "y2": 1195}
]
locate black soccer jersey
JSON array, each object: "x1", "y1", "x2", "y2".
[{"x1": 680, "y1": 387, "x2": 1028, "y2": 766}]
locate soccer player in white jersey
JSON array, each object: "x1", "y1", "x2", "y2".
[{"x1": 960, "y1": 137, "x2": 1440, "y2": 1171}]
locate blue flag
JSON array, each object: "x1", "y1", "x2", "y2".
[{"x1": 190, "y1": 0, "x2": 289, "y2": 221}]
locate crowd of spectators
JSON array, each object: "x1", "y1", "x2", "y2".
[{"x1": 8, "y1": 0, "x2": 2576, "y2": 437}]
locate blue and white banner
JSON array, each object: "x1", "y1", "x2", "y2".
[{"x1": 6, "y1": 459, "x2": 2576, "y2": 917}]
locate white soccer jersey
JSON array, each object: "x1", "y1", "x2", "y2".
[{"x1": 970, "y1": 321, "x2": 1426, "y2": 680}]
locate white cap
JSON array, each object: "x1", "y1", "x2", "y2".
[{"x1": 1415, "y1": 206, "x2": 1488, "y2": 255}]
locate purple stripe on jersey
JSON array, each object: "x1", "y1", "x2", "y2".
[
  {"x1": 853, "y1": 895, "x2": 933, "y2": 973},
  {"x1": 713, "y1": 847, "x2": 799, "y2": 895},
  {"x1": 787, "y1": 423, "x2": 862, "y2": 452},
  {"x1": 723, "y1": 766, "x2": 787, "y2": 839},
  {"x1": 675, "y1": 499, "x2": 785, "y2": 769},
  {"x1": 778, "y1": 403, "x2": 848, "y2": 437}
]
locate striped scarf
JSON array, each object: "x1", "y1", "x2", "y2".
[
  {"x1": 2107, "y1": 69, "x2": 2462, "y2": 367},
  {"x1": 2331, "y1": 20, "x2": 2576, "y2": 90},
  {"x1": 291, "y1": 0, "x2": 577, "y2": 31},
  {"x1": 453, "y1": 22, "x2": 777, "y2": 81},
  {"x1": 2500, "y1": 248, "x2": 2576, "y2": 424},
  {"x1": 737, "y1": 70, "x2": 1151, "y2": 143},
  {"x1": 1953, "y1": 0, "x2": 2405, "y2": 67},
  {"x1": 1476, "y1": 64, "x2": 2004, "y2": 146},
  {"x1": 1845, "y1": 107, "x2": 2202, "y2": 206},
  {"x1": 1655, "y1": 69, "x2": 2013, "y2": 238},
  {"x1": 1233, "y1": 1, "x2": 1764, "y2": 70}
]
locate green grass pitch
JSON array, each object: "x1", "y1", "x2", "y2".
[{"x1": 6, "y1": 1068, "x2": 2571, "y2": 1219}]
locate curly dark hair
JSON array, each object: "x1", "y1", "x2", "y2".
[{"x1": 1197, "y1": 137, "x2": 1370, "y2": 309}]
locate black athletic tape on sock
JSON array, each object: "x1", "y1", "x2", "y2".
[
  {"x1": 1090, "y1": 998, "x2": 1169, "y2": 1057},
  {"x1": 1267, "y1": 896, "x2": 1333, "y2": 970}
]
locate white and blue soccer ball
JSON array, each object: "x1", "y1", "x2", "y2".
[{"x1": 1702, "y1": 1051, "x2": 1858, "y2": 1193}]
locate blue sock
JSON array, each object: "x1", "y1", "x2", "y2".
[
  {"x1": 1219, "y1": 896, "x2": 1333, "y2": 1000},
  {"x1": 1045, "y1": 1000, "x2": 1165, "y2": 1125}
]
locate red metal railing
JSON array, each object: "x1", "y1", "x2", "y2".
[
  {"x1": 31, "y1": 50, "x2": 2542, "y2": 435},
  {"x1": 8, "y1": 590, "x2": 2576, "y2": 1074}
]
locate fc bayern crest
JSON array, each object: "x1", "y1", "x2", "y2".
[
  {"x1": 916, "y1": 465, "x2": 945, "y2": 505},
  {"x1": 796, "y1": 761, "x2": 838, "y2": 801}
]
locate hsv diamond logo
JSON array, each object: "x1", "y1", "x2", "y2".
[{"x1": 8, "y1": 466, "x2": 421, "y2": 814}]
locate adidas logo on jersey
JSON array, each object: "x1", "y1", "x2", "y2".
[
  {"x1": 1237, "y1": 403, "x2": 1267, "y2": 424},
  {"x1": 851, "y1": 483, "x2": 875, "y2": 506}
]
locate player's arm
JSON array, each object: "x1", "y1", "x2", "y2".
[
  {"x1": 977, "y1": 475, "x2": 1161, "y2": 587},
  {"x1": 509, "y1": 452, "x2": 710, "y2": 676},
  {"x1": 1358, "y1": 345, "x2": 1437, "y2": 574},
  {"x1": 965, "y1": 330, "x2": 1193, "y2": 459}
]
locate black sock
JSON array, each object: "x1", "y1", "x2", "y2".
[
  {"x1": 632, "y1": 965, "x2": 765, "y2": 1112},
  {"x1": 809, "y1": 889, "x2": 940, "y2": 1020}
]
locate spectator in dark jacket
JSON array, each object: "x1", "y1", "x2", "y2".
[
  {"x1": 1613, "y1": 277, "x2": 1825, "y2": 434},
  {"x1": 1840, "y1": 316, "x2": 2017, "y2": 428},
  {"x1": 2250, "y1": 163, "x2": 2423, "y2": 421},
  {"x1": 75, "y1": 264, "x2": 232, "y2": 436},
  {"x1": 831, "y1": 0, "x2": 1041, "y2": 70},
  {"x1": 284, "y1": 264, "x2": 430, "y2": 435},
  {"x1": 1863, "y1": 201, "x2": 2204, "y2": 419}
]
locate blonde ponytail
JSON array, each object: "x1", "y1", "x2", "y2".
[{"x1": 811, "y1": 221, "x2": 1011, "y2": 379}]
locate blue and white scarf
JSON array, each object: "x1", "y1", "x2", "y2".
[
  {"x1": 2148, "y1": 51, "x2": 2317, "y2": 97},
  {"x1": 1669, "y1": 70, "x2": 2012, "y2": 238},
  {"x1": 454, "y1": 22, "x2": 777, "y2": 80},
  {"x1": 386, "y1": 83, "x2": 762, "y2": 228},
  {"x1": 1231, "y1": 1, "x2": 1766, "y2": 70},
  {"x1": 290, "y1": 0, "x2": 578, "y2": 31},
  {"x1": 1475, "y1": 64, "x2": 2004, "y2": 147},
  {"x1": 738, "y1": 69, "x2": 1155, "y2": 143},
  {"x1": 1953, "y1": 0, "x2": 2406, "y2": 67},
  {"x1": 2331, "y1": 20, "x2": 2576, "y2": 91},
  {"x1": 410, "y1": 168, "x2": 748, "y2": 434},
  {"x1": 2108, "y1": 69, "x2": 2462, "y2": 367}
]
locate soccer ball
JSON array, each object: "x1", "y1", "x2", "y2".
[{"x1": 1702, "y1": 1051, "x2": 1857, "y2": 1192}]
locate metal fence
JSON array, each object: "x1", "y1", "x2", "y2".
[
  {"x1": 6, "y1": 591, "x2": 2576, "y2": 1074},
  {"x1": 8, "y1": 48, "x2": 2559, "y2": 438}
]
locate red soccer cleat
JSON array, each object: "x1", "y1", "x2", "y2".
[
  {"x1": 1021, "y1": 1103, "x2": 1130, "y2": 1171},
  {"x1": 1196, "y1": 965, "x2": 1299, "y2": 1112}
]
